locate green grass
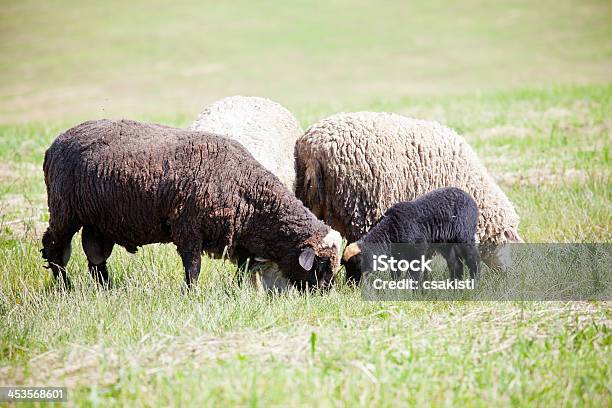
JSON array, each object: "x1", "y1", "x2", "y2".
[
  {"x1": 0, "y1": 85, "x2": 609, "y2": 407},
  {"x1": 1, "y1": 0, "x2": 612, "y2": 124},
  {"x1": 1, "y1": 0, "x2": 611, "y2": 406}
]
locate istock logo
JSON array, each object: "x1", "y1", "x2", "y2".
[
  {"x1": 372, "y1": 254, "x2": 432, "y2": 274},
  {"x1": 361, "y1": 243, "x2": 611, "y2": 301}
]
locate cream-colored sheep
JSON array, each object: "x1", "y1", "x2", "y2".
[
  {"x1": 295, "y1": 111, "x2": 523, "y2": 269},
  {"x1": 190, "y1": 96, "x2": 302, "y2": 190}
]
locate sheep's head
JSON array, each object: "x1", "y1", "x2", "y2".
[
  {"x1": 504, "y1": 228, "x2": 523, "y2": 243},
  {"x1": 289, "y1": 229, "x2": 342, "y2": 290},
  {"x1": 341, "y1": 242, "x2": 363, "y2": 285},
  {"x1": 479, "y1": 228, "x2": 524, "y2": 272}
]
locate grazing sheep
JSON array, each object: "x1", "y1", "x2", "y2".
[
  {"x1": 190, "y1": 96, "x2": 304, "y2": 287},
  {"x1": 41, "y1": 119, "x2": 342, "y2": 290},
  {"x1": 342, "y1": 187, "x2": 480, "y2": 284},
  {"x1": 190, "y1": 96, "x2": 303, "y2": 190},
  {"x1": 295, "y1": 111, "x2": 523, "y2": 269}
]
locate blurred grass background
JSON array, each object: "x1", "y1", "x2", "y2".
[
  {"x1": 0, "y1": 1, "x2": 611, "y2": 406},
  {"x1": 1, "y1": 0, "x2": 611, "y2": 123}
]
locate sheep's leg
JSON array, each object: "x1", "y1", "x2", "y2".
[
  {"x1": 451, "y1": 247, "x2": 464, "y2": 281},
  {"x1": 479, "y1": 243, "x2": 506, "y2": 272},
  {"x1": 233, "y1": 246, "x2": 254, "y2": 287},
  {"x1": 173, "y1": 235, "x2": 203, "y2": 289},
  {"x1": 41, "y1": 217, "x2": 80, "y2": 289},
  {"x1": 439, "y1": 245, "x2": 463, "y2": 281},
  {"x1": 459, "y1": 243, "x2": 481, "y2": 286},
  {"x1": 170, "y1": 217, "x2": 204, "y2": 289},
  {"x1": 82, "y1": 225, "x2": 114, "y2": 287},
  {"x1": 179, "y1": 245, "x2": 202, "y2": 288}
]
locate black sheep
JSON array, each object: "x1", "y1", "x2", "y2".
[
  {"x1": 342, "y1": 187, "x2": 480, "y2": 285},
  {"x1": 42, "y1": 119, "x2": 342, "y2": 289}
]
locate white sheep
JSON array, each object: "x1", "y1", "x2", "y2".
[
  {"x1": 190, "y1": 96, "x2": 303, "y2": 190},
  {"x1": 295, "y1": 111, "x2": 523, "y2": 269}
]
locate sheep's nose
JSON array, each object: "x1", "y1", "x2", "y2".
[{"x1": 319, "y1": 275, "x2": 335, "y2": 290}]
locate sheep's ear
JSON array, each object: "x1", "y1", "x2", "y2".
[
  {"x1": 299, "y1": 247, "x2": 316, "y2": 270},
  {"x1": 343, "y1": 243, "x2": 361, "y2": 262},
  {"x1": 504, "y1": 228, "x2": 524, "y2": 243}
]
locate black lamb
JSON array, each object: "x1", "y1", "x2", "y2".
[
  {"x1": 342, "y1": 187, "x2": 480, "y2": 285},
  {"x1": 42, "y1": 119, "x2": 342, "y2": 290}
]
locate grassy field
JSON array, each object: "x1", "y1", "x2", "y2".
[{"x1": 1, "y1": 0, "x2": 611, "y2": 406}]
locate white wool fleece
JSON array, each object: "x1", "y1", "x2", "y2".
[
  {"x1": 295, "y1": 111, "x2": 521, "y2": 246},
  {"x1": 190, "y1": 96, "x2": 303, "y2": 190}
]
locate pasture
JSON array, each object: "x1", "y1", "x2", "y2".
[{"x1": 1, "y1": 0, "x2": 610, "y2": 406}]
